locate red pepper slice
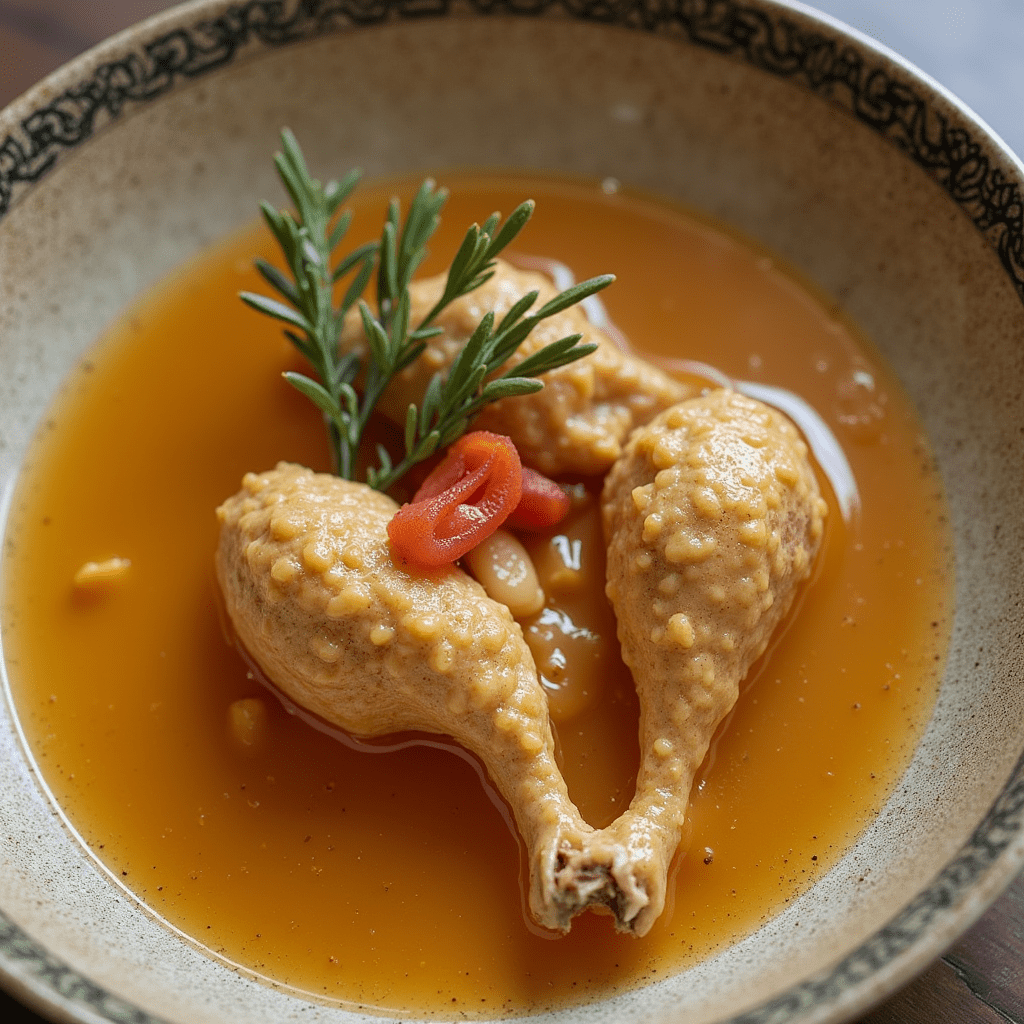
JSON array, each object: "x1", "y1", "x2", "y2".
[
  {"x1": 505, "y1": 467, "x2": 572, "y2": 532},
  {"x1": 388, "y1": 432, "x2": 523, "y2": 569}
]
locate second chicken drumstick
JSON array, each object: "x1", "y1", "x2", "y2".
[{"x1": 579, "y1": 388, "x2": 828, "y2": 936}]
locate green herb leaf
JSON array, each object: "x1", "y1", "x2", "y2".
[
  {"x1": 240, "y1": 292, "x2": 312, "y2": 333},
  {"x1": 283, "y1": 371, "x2": 340, "y2": 418},
  {"x1": 481, "y1": 377, "x2": 545, "y2": 401}
]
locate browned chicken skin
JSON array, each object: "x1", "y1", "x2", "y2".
[
  {"x1": 593, "y1": 388, "x2": 828, "y2": 934},
  {"x1": 337, "y1": 259, "x2": 691, "y2": 476},
  {"x1": 215, "y1": 463, "x2": 643, "y2": 932}
]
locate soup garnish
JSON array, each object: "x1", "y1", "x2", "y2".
[{"x1": 243, "y1": 130, "x2": 609, "y2": 489}]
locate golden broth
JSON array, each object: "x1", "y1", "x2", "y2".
[{"x1": 1, "y1": 172, "x2": 951, "y2": 1016}]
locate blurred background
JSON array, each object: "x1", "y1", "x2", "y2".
[
  {"x1": 817, "y1": 0, "x2": 1024, "y2": 160},
  {"x1": 1, "y1": 1, "x2": 1022, "y2": 1023}
]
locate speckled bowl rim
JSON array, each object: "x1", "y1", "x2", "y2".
[{"x1": 1, "y1": 1, "x2": 1022, "y2": 1023}]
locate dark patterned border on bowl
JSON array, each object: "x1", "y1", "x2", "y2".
[
  {"x1": 1, "y1": 0, "x2": 1021, "y2": 305},
  {"x1": 0, "y1": 915, "x2": 168, "y2": 1024},
  {"x1": 1, "y1": 1, "x2": 1023, "y2": 1023}
]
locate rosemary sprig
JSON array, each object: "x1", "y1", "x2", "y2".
[
  {"x1": 240, "y1": 130, "x2": 376, "y2": 479},
  {"x1": 242, "y1": 129, "x2": 612, "y2": 490}
]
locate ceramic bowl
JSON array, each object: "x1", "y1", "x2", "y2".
[{"x1": 2, "y1": 1, "x2": 1023, "y2": 1022}]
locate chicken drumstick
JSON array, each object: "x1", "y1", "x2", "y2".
[
  {"x1": 215, "y1": 463, "x2": 643, "y2": 932},
  {"x1": 589, "y1": 388, "x2": 828, "y2": 935}
]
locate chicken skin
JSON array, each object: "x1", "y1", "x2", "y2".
[
  {"x1": 215, "y1": 463, "x2": 643, "y2": 932},
  {"x1": 596, "y1": 389, "x2": 827, "y2": 935},
  {"x1": 337, "y1": 260, "x2": 691, "y2": 476}
]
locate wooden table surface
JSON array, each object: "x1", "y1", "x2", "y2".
[{"x1": 1, "y1": 2, "x2": 1022, "y2": 1023}]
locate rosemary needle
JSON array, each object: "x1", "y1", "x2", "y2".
[{"x1": 241, "y1": 129, "x2": 613, "y2": 490}]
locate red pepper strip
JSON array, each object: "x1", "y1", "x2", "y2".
[
  {"x1": 505, "y1": 467, "x2": 572, "y2": 532},
  {"x1": 388, "y1": 432, "x2": 523, "y2": 569}
]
